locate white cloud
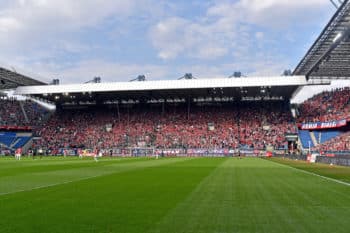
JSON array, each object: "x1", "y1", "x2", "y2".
[
  {"x1": 0, "y1": 0, "x2": 153, "y2": 58},
  {"x1": 150, "y1": 17, "x2": 230, "y2": 60},
  {"x1": 13, "y1": 59, "x2": 171, "y2": 83},
  {"x1": 208, "y1": 0, "x2": 330, "y2": 28},
  {"x1": 0, "y1": 17, "x2": 22, "y2": 32},
  {"x1": 0, "y1": 0, "x2": 338, "y2": 87},
  {"x1": 150, "y1": 0, "x2": 331, "y2": 63}
]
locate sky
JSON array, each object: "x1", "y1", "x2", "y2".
[{"x1": 0, "y1": 0, "x2": 349, "y2": 102}]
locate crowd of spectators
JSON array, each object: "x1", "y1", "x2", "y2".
[
  {"x1": 4, "y1": 93, "x2": 350, "y2": 152},
  {"x1": 0, "y1": 98, "x2": 26, "y2": 126},
  {"x1": 239, "y1": 103, "x2": 296, "y2": 150},
  {"x1": 314, "y1": 132, "x2": 350, "y2": 152},
  {"x1": 0, "y1": 98, "x2": 48, "y2": 128},
  {"x1": 35, "y1": 102, "x2": 296, "y2": 151},
  {"x1": 297, "y1": 87, "x2": 350, "y2": 123}
]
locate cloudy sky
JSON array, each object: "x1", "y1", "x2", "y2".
[{"x1": 0, "y1": 0, "x2": 348, "y2": 101}]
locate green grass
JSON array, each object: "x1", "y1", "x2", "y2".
[
  {"x1": 0, "y1": 157, "x2": 349, "y2": 233},
  {"x1": 268, "y1": 157, "x2": 350, "y2": 183}
]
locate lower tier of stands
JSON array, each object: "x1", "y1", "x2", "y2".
[
  {"x1": 35, "y1": 102, "x2": 296, "y2": 151},
  {"x1": 299, "y1": 126, "x2": 350, "y2": 152},
  {"x1": 0, "y1": 132, "x2": 31, "y2": 150},
  {"x1": 298, "y1": 130, "x2": 314, "y2": 149},
  {"x1": 313, "y1": 130, "x2": 340, "y2": 144}
]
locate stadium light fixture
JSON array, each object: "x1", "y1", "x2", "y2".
[{"x1": 333, "y1": 32, "x2": 342, "y2": 42}]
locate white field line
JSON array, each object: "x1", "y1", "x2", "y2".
[{"x1": 268, "y1": 159, "x2": 350, "y2": 187}]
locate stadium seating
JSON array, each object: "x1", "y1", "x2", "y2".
[
  {"x1": 0, "y1": 132, "x2": 16, "y2": 147},
  {"x1": 35, "y1": 102, "x2": 296, "y2": 151},
  {"x1": 298, "y1": 130, "x2": 314, "y2": 149},
  {"x1": 0, "y1": 99, "x2": 26, "y2": 126},
  {"x1": 0, "y1": 98, "x2": 48, "y2": 127},
  {"x1": 2, "y1": 90, "x2": 349, "y2": 153},
  {"x1": 0, "y1": 132, "x2": 30, "y2": 149},
  {"x1": 313, "y1": 130, "x2": 340, "y2": 144},
  {"x1": 314, "y1": 132, "x2": 350, "y2": 152},
  {"x1": 11, "y1": 136, "x2": 31, "y2": 148},
  {"x1": 297, "y1": 87, "x2": 350, "y2": 123}
]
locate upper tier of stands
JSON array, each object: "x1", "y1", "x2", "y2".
[
  {"x1": 0, "y1": 98, "x2": 48, "y2": 128},
  {"x1": 297, "y1": 87, "x2": 350, "y2": 123}
]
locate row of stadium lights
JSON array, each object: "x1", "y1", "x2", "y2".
[
  {"x1": 51, "y1": 91, "x2": 94, "y2": 100},
  {"x1": 52, "y1": 95, "x2": 285, "y2": 105},
  {"x1": 52, "y1": 89, "x2": 271, "y2": 101}
]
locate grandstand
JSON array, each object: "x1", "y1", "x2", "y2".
[
  {"x1": 12, "y1": 76, "x2": 304, "y2": 155},
  {"x1": 0, "y1": 67, "x2": 49, "y2": 153},
  {"x1": 1, "y1": 2, "x2": 350, "y2": 233},
  {"x1": 0, "y1": 0, "x2": 349, "y2": 164}
]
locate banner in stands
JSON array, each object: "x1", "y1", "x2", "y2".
[
  {"x1": 0, "y1": 126, "x2": 32, "y2": 131},
  {"x1": 300, "y1": 119, "x2": 347, "y2": 130}
]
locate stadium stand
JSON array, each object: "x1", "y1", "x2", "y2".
[
  {"x1": 314, "y1": 131, "x2": 350, "y2": 152},
  {"x1": 298, "y1": 130, "x2": 314, "y2": 149},
  {"x1": 0, "y1": 98, "x2": 26, "y2": 126},
  {"x1": 34, "y1": 101, "x2": 296, "y2": 152},
  {"x1": 0, "y1": 98, "x2": 49, "y2": 150},
  {"x1": 1, "y1": 87, "x2": 349, "y2": 155},
  {"x1": 295, "y1": 87, "x2": 350, "y2": 152},
  {"x1": 297, "y1": 87, "x2": 350, "y2": 123},
  {"x1": 0, "y1": 98, "x2": 49, "y2": 128},
  {"x1": 314, "y1": 130, "x2": 340, "y2": 144},
  {"x1": 0, "y1": 132, "x2": 16, "y2": 147}
]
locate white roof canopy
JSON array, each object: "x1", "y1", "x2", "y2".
[{"x1": 15, "y1": 76, "x2": 307, "y2": 95}]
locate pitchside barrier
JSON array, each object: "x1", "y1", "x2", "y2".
[
  {"x1": 273, "y1": 152, "x2": 307, "y2": 161},
  {"x1": 315, "y1": 153, "x2": 350, "y2": 166},
  {"x1": 25, "y1": 147, "x2": 293, "y2": 158}
]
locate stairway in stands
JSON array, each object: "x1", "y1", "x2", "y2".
[
  {"x1": 309, "y1": 131, "x2": 318, "y2": 147},
  {"x1": 298, "y1": 130, "x2": 314, "y2": 149}
]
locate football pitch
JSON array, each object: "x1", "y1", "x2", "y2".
[{"x1": 0, "y1": 157, "x2": 349, "y2": 233}]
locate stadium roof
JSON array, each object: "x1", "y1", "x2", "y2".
[
  {"x1": 293, "y1": 0, "x2": 350, "y2": 79},
  {"x1": 0, "y1": 66, "x2": 47, "y2": 90},
  {"x1": 15, "y1": 76, "x2": 311, "y2": 104}
]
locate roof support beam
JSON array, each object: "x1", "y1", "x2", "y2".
[
  {"x1": 330, "y1": 0, "x2": 340, "y2": 9},
  {"x1": 305, "y1": 26, "x2": 350, "y2": 79}
]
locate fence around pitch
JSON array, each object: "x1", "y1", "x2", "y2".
[
  {"x1": 33, "y1": 147, "x2": 286, "y2": 157},
  {"x1": 316, "y1": 154, "x2": 350, "y2": 166}
]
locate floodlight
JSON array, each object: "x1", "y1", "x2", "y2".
[{"x1": 333, "y1": 32, "x2": 342, "y2": 42}]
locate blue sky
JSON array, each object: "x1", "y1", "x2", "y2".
[{"x1": 0, "y1": 0, "x2": 345, "y2": 93}]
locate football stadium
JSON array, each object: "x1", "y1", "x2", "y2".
[{"x1": 0, "y1": 1, "x2": 350, "y2": 233}]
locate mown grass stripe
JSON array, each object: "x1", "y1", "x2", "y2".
[
  {"x1": 0, "y1": 158, "x2": 224, "y2": 233},
  {"x1": 150, "y1": 158, "x2": 350, "y2": 233},
  {"x1": 0, "y1": 158, "x2": 190, "y2": 196}
]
